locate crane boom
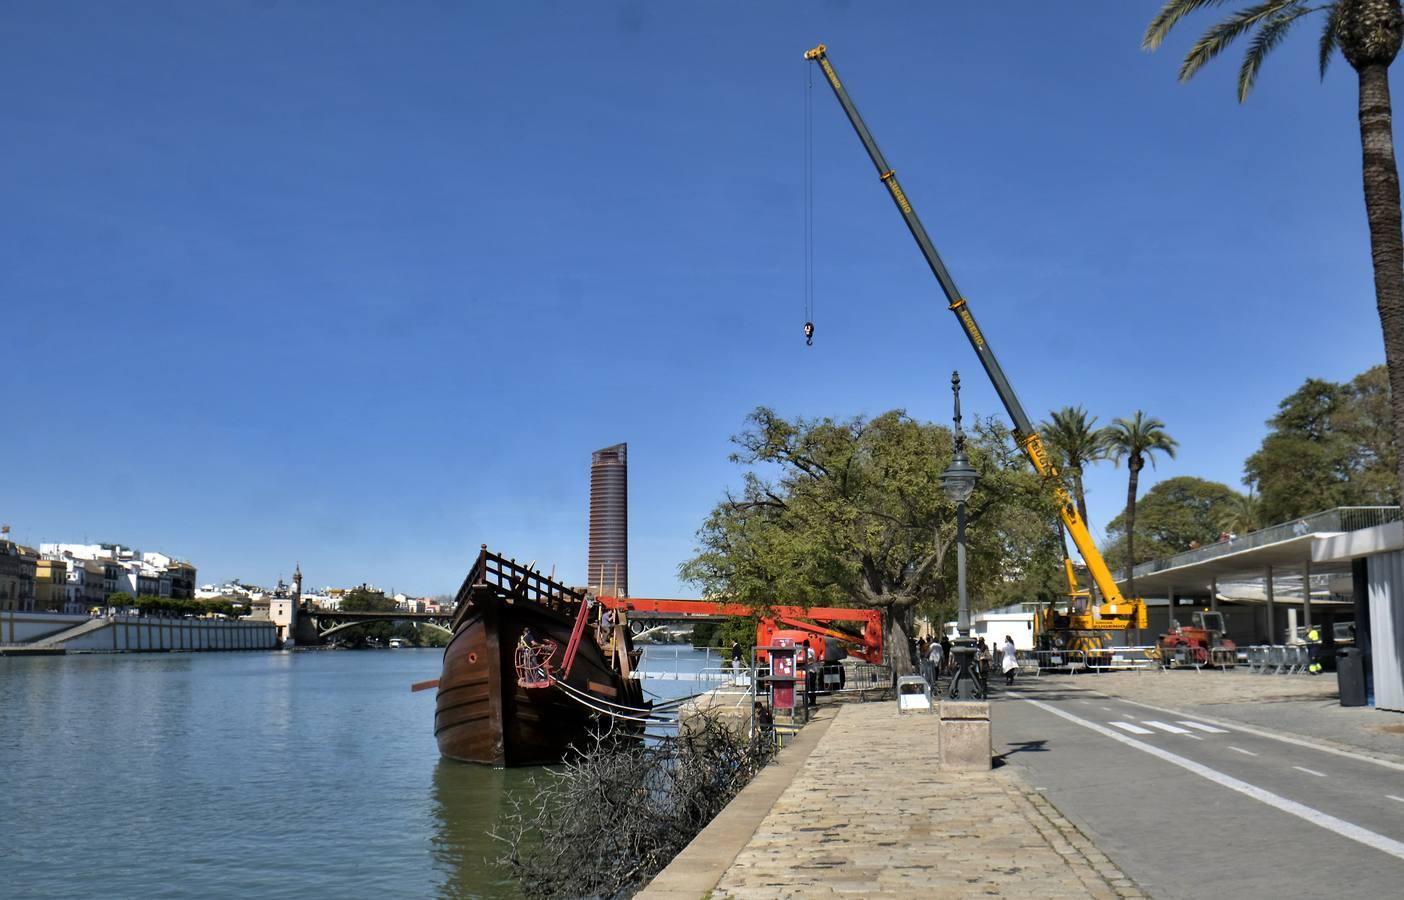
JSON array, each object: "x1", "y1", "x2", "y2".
[{"x1": 804, "y1": 43, "x2": 1135, "y2": 615}]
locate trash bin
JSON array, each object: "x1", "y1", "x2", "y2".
[{"x1": 1336, "y1": 647, "x2": 1367, "y2": 707}]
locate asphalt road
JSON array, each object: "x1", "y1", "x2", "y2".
[{"x1": 989, "y1": 678, "x2": 1404, "y2": 899}]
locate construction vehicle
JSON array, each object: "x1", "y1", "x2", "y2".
[
  {"x1": 802, "y1": 44, "x2": 1147, "y2": 649},
  {"x1": 595, "y1": 595, "x2": 884, "y2": 664},
  {"x1": 1155, "y1": 611, "x2": 1237, "y2": 669}
]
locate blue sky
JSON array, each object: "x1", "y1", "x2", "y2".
[{"x1": 1, "y1": 2, "x2": 1389, "y2": 596}]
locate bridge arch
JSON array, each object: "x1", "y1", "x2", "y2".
[{"x1": 319, "y1": 619, "x2": 452, "y2": 640}]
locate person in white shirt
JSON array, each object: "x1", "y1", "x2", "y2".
[
  {"x1": 927, "y1": 639, "x2": 944, "y2": 685},
  {"x1": 1001, "y1": 635, "x2": 1019, "y2": 686}
]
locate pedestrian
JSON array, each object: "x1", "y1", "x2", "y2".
[
  {"x1": 1306, "y1": 626, "x2": 1323, "y2": 674},
  {"x1": 927, "y1": 638, "x2": 944, "y2": 686},
  {"x1": 977, "y1": 637, "x2": 990, "y2": 680},
  {"x1": 939, "y1": 634, "x2": 952, "y2": 674},
  {"x1": 803, "y1": 640, "x2": 818, "y2": 707},
  {"x1": 1001, "y1": 635, "x2": 1018, "y2": 686},
  {"x1": 731, "y1": 639, "x2": 744, "y2": 673}
]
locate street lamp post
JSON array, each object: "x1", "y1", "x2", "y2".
[{"x1": 941, "y1": 371, "x2": 983, "y2": 701}]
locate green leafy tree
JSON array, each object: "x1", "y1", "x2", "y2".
[
  {"x1": 1103, "y1": 476, "x2": 1243, "y2": 569},
  {"x1": 1244, "y1": 366, "x2": 1399, "y2": 520},
  {"x1": 1106, "y1": 412, "x2": 1179, "y2": 599},
  {"x1": 680, "y1": 408, "x2": 1060, "y2": 675},
  {"x1": 340, "y1": 587, "x2": 397, "y2": 612},
  {"x1": 107, "y1": 591, "x2": 133, "y2": 609},
  {"x1": 1039, "y1": 406, "x2": 1111, "y2": 603},
  {"x1": 1039, "y1": 406, "x2": 1110, "y2": 529},
  {"x1": 1218, "y1": 491, "x2": 1264, "y2": 535},
  {"x1": 1145, "y1": 1, "x2": 1404, "y2": 516}
]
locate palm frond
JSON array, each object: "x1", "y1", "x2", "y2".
[
  {"x1": 1178, "y1": 0, "x2": 1300, "y2": 82},
  {"x1": 1238, "y1": 4, "x2": 1317, "y2": 100},
  {"x1": 1319, "y1": 1, "x2": 1344, "y2": 78},
  {"x1": 1144, "y1": 0, "x2": 1238, "y2": 51}
]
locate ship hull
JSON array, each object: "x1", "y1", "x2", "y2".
[{"x1": 434, "y1": 553, "x2": 646, "y2": 767}]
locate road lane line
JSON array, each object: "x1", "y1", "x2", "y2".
[
  {"x1": 1294, "y1": 766, "x2": 1328, "y2": 778},
  {"x1": 1178, "y1": 720, "x2": 1230, "y2": 734},
  {"x1": 1144, "y1": 720, "x2": 1192, "y2": 734},
  {"x1": 1093, "y1": 694, "x2": 1404, "y2": 773},
  {"x1": 1388, "y1": 795, "x2": 1404, "y2": 804},
  {"x1": 1010, "y1": 692, "x2": 1404, "y2": 864},
  {"x1": 1101, "y1": 706, "x2": 1113, "y2": 711},
  {"x1": 1109, "y1": 721, "x2": 1154, "y2": 735},
  {"x1": 1229, "y1": 746, "x2": 1258, "y2": 756}
]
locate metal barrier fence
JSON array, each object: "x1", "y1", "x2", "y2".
[
  {"x1": 1245, "y1": 644, "x2": 1314, "y2": 675},
  {"x1": 1085, "y1": 647, "x2": 1157, "y2": 672},
  {"x1": 834, "y1": 662, "x2": 894, "y2": 700},
  {"x1": 1017, "y1": 649, "x2": 1089, "y2": 675}
]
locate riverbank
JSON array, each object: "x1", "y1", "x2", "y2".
[{"x1": 1, "y1": 610, "x2": 277, "y2": 652}]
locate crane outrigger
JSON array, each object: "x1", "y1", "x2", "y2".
[{"x1": 803, "y1": 44, "x2": 1146, "y2": 644}]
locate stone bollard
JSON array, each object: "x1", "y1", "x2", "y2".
[{"x1": 938, "y1": 700, "x2": 991, "y2": 771}]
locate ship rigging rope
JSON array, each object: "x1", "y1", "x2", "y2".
[
  {"x1": 552, "y1": 679, "x2": 680, "y2": 725},
  {"x1": 554, "y1": 678, "x2": 659, "y2": 715},
  {"x1": 802, "y1": 59, "x2": 815, "y2": 346},
  {"x1": 550, "y1": 676, "x2": 673, "y2": 720}
]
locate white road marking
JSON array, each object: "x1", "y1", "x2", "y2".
[
  {"x1": 1294, "y1": 766, "x2": 1328, "y2": 778},
  {"x1": 1109, "y1": 721, "x2": 1154, "y2": 735},
  {"x1": 1388, "y1": 795, "x2": 1404, "y2": 804},
  {"x1": 1178, "y1": 720, "x2": 1230, "y2": 734},
  {"x1": 1144, "y1": 720, "x2": 1192, "y2": 735},
  {"x1": 1101, "y1": 706, "x2": 1113, "y2": 711},
  {"x1": 1093, "y1": 693, "x2": 1404, "y2": 773},
  {"x1": 1229, "y1": 746, "x2": 1258, "y2": 756},
  {"x1": 1012, "y1": 693, "x2": 1404, "y2": 863}
]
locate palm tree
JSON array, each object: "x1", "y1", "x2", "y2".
[
  {"x1": 1039, "y1": 406, "x2": 1110, "y2": 529},
  {"x1": 1144, "y1": 1, "x2": 1404, "y2": 530},
  {"x1": 1106, "y1": 412, "x2": 1179, "y2": 600},
  {"x1": 1219, "y1": 490, "x2": 1263, "y2": 536}
]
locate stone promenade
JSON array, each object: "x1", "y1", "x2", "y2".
[{"x1": 641, "y1": 701, "x2": 1144, "y2": 899}]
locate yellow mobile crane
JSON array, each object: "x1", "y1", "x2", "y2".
[{"x1": 803, "y1": 44, "x2": 1147, "y2": 648}]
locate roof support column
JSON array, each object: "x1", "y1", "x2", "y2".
[
  {"x1": 1168, "y1": 584, "x2": 1177, "y2": 628},
  {"x1": 1209, "y1": 576, "x2": 1218, "y2": 614},
  {"x1": 1265, "y1": 564, "x2": 1276, "y2": 644},
  {"x1": 1302, "y1": 556, "x2": 1313, "y2": 632}
]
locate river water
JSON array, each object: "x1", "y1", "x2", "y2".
[{"x1": 0, "y1": 645, "x2": 717, "y2": 899}]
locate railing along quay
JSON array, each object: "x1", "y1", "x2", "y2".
[{"x1": 1130, "y1": 506, "x2": 1401, "y2": 580}]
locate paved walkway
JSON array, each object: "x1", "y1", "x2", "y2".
[{"x1": 642, "y1": 701, "x2": 1144, "y2": 899}]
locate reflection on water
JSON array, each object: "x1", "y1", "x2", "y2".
[{"x1": 430, "y1": 759, "x2": 533, "y2": 899}]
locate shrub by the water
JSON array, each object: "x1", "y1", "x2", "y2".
[{"x1": 495, "y1": 712, "x2": 776, "y2": 899}]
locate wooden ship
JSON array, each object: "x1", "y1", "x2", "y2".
[{"x1": 434, "y1": 546, "x2": 649, "y2": 767}]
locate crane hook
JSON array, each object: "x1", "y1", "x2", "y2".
[{"x1": 803, "y1": 321, "x2": 814, "y2": 346}]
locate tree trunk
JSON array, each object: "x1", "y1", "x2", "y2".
[
  {"x1": 886, "y1": 608, "x2": 914, "y2": 675},
  {"x1": 1356, "y1": 63, "x2": 1404, "y2": 511},
  {"x1": 1124, "y1": 458, "x2": 1141, "y2": 596}
]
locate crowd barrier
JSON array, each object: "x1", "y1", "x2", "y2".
[
  {"x1": 1085, "y1": 647, "x2": 1157, "y2": 672},
  {"x1": 837, "y1": 662, "x2": 895, "y2": 700},
  {"x1": 1245, "y1": 644, "x2": 1314, "y2": 675},
  {"x1": 1017, "y1": 649, "x2": 1088, "y2": 675}
]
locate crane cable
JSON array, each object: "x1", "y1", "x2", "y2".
[{"x1": 803, "y1": 60, "x2": 815, "y2": 347}]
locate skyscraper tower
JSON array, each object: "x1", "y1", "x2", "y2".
[{"x1": 588, "y1": 443, "x2": 627, "y2": 596}]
